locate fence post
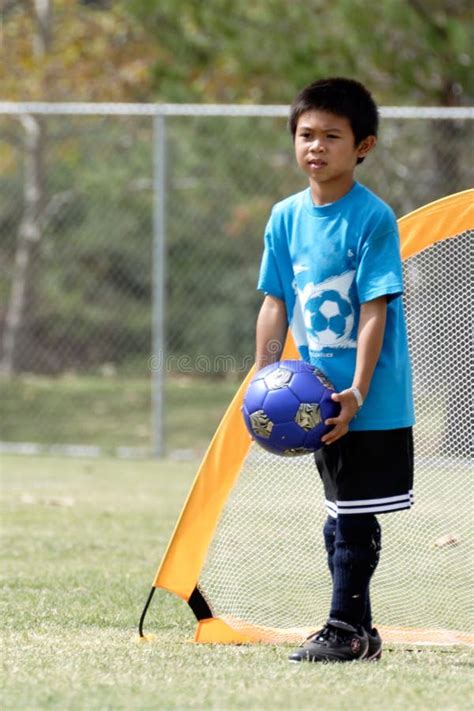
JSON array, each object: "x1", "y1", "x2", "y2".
[{"x1": 152, "y1": 112, "x2": 167, "y2": 457}]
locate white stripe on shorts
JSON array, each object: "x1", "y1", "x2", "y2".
[
  {"x1": 325, "y1": 490, "x2": 413, "y2": 517},
  {"x1": 326, "y1": 500, "x2": 338, "y2": 518}
]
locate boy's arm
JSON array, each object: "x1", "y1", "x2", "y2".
[
  {"x1": 322, "y1": 295, "x2": 387, "y2": 445},
  {"x1": 255, "y1": 295, "x2": 288, "y2": 371}
]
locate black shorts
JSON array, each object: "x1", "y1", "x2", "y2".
[{"x1": 314, "y1": 427, "x2": 414, "y2": 518}]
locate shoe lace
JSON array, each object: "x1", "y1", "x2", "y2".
[{"x1": 306, "y1": 624, "x2": 340, "y2": 645}]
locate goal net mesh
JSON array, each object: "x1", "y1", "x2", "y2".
[{"x1": 197, "y1": 230, "x2": 473, "y2": 645}]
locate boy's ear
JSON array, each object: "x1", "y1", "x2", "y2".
[{"x1": 357, "y1": 135, "x2": 377, "y2": 159}]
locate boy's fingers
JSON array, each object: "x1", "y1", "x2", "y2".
[
  {"x1": 325, "y1": 415, "x2": 351, "y2": 426},
  {"x1": 322, "y1": 425, "x2": 345, "y2": 444},
  {"x1": 322, "y1": 420, "x2": 349, "y2": 444}
]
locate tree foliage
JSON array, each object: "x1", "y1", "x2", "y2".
[
  {"x1": 127, "y1": 0, "x2": 472, "y2": 105},
  {"x1": 1, "y1": 0, "x2": 472, "y2": 104},
  {"x1": 0, "y1": 0, "x2": 158, "y2": 100}
]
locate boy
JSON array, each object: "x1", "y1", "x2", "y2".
[{"x1": 255, "y1": 78, "x2": 415, "y2": 662}]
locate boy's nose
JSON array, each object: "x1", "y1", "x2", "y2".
[{"x1": 310, "y1": 139, "x2": 325, "y2": 152}]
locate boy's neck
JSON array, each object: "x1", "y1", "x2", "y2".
[{"x1": 309, "y1": 175, "x2": 356, "y2": 206}]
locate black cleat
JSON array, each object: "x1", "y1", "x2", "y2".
[
  {"x1": 363, "y1": 627, "x2": 382, "y2": 661},
  {"x1": 288, "y1": 619, "x2": 369, "y2": 663}
]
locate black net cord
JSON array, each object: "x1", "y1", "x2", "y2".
[{"x1": 138, "y1": 586, "x2": 156, "y2": 638}]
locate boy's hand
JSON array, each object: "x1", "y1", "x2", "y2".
[{"x1": 321, "y1": 389, "x2": 360, "y2": 445}]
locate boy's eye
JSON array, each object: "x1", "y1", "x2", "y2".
[{"x1": 327, "y1": 134, "x2": 339, "y2": 139}]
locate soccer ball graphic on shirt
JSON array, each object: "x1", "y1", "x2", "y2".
[
  {"x1": 298, "y1": 271, "x2": 356, "y2": 350},
  {"x1": 242, "y1": 360, "x2": 340, "y2": 456},
  {"x1": 306, "y1": 289, "x2": 354, "y2": 346}
]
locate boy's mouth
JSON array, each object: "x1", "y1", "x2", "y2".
[{"x1": 308, "y1": 159, "x2": 327, "y2": 169}]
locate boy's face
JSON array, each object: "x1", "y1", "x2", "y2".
[{"x1": 294, "y1": 110, "x2": 376, "y2": 191}]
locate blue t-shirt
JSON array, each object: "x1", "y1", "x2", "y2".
[{"x1": 257, "y1": 182, "x2": 415, "y2": 431}]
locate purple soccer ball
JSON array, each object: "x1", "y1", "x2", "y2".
[{"x1": 242, "y1": 360, "x2": 340, "y2": 456}]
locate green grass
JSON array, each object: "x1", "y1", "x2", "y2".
[
  {"x1": 0, "y1": 373, "x2": 238, "y2": 452},
  {"x1": 2, "y1": 454, "x2": 473, "y2": 711}
]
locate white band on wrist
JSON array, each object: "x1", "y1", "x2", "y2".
[{"x1": 350, "y1": 386, "x2": 364, "y2": 408}]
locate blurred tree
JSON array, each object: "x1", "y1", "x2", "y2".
[
  {"x1": 1, "y1": 0, "x2": 51, "y2": 375},
  {"x1": 126, "y1": 0, "x2": 472, "y2": 105},
  {"x1": 1, "y1": 1, "x2": 472, "y2": 105},
  {"x1": 0, "y1": 0, "x2": 158, "y2": 374},
  {"x1": 0, "y1": 0, "x2": 158, "y2": 101}
]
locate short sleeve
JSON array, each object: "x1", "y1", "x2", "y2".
[
  {"x1": 257, "y1": 216, "x2": 285, "y2": 299},
  {"x1": 356, "y1": 221, "x2": 404, "y2": 304}
]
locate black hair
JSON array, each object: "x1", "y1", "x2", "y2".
[{"x1": 289, "y1": 78, "x2": 379, "y2": 164}]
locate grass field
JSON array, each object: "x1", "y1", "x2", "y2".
[
  {"x1": 0, "y1": 373, "x2": 238, "y2": 453},
  {"x1": 2, "y1": 453, "x2": 473, "y2": 711}
]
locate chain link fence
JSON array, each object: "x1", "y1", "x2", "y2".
[{"x1": 0, "y1": 104, "x2": 473, "y2": 456}]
